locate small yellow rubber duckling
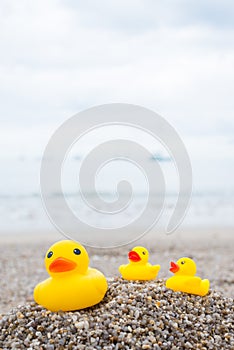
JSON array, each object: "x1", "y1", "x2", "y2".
[
  {"x1": 166, "y1": 257, "x2": 210, "y2": 296},
  {"x1": 34, "y1": 240, "x2": 108, "y2": 311},
  {"x1": 119, "y1": 246, "x2": 161, "y2": 280}
]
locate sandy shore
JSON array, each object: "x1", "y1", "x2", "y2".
[{"x1": 0, "y1": 227, "x2": 233, "y2": 314}]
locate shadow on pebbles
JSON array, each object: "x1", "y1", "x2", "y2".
[{"x1": 0, "y1": 278, "x2": 233, "y2": 350}]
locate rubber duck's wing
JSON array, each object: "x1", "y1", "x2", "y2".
[{"x1": 183, "y1": 276, "x2": 201, "y2": 288}]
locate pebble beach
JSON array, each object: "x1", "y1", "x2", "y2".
[
  {"x1": 1, "y1": 279, "x2": 234, "y2": 349},
  {"x1": 0, "y1": 228, "x2": 234, "y2": 349}
]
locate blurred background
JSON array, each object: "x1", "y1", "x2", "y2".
[{"x1": 0, "y1": 0, "x2": 234, "y2": 236}]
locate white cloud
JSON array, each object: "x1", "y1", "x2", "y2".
[{"x1": 0, "y1": 0, "x2": 234, "y2": 138}]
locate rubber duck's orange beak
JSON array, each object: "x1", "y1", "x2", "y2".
[
  {"x1": 49, "y1": 257, "x2": 77, "y2": 273},
  {"x1": 128, "y1": 251, "x2": 141, "y2": 262},
  {"x1": 170, "y1": 261, "x2": 179, "y2": 273}
]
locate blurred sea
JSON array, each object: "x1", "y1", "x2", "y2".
[{"x1": 0, "y1": 156, "x2": 233, "y2": 234}]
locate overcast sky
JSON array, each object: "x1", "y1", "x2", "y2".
[
  {"x1": 0, "y1": 1, "x2": 234, "y2": 166},
  {"x1": 0, "y1": 1, "x2": 233, "y2": 129},
  {"x1": 0, "y1": 0, "x2": 234, "y2": 200}
]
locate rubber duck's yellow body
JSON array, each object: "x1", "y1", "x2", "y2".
[
  {"x1": 34, "y1": 240, "x2": 108, "y2": 311},
  {"x1": 166, "y1": 257, "x2": 209, "y2": 296},
  {"x1": 119, "y1": 246, "x2": 160, "y2": 280}
]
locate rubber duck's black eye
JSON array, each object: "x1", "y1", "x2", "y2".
[
  {"x1": 73, "y1": 248, "x2": 81, "y2": 255},
  {"x1": 142, "y1": 252, "x2": 146, "y2": 255},
  {"x1": 181, "y1": 261, "x2": 185, "y2": 265},
  {"x1": 47, "y1": 251, "x2": 53, "y2": 259}
]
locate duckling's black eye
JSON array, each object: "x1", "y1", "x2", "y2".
[
  {"x1": 142, "y1": 252, "x2": 146, "y2": 255},
  {"x1": 181, "y1": 261, "x2": 185, "y2": 265},
  {"x1": 47, "y1": 251, "x2": 53, "y2": 258},
  {"x1": 73, "y1": 248, "x2": 81, "y2": 255}
]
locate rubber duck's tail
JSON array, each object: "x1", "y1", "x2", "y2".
[
  {"x1": 151, "y1": 265, "x2": 161, "y2": 274},
  {"x1": 118, "y1": 265, "x2": 124, "y2": 275},
  {"x1": 200, "y1": 279, "x2": 210, "y2": 296}
]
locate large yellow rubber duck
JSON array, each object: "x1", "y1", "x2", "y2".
[
  {"x1": 166, "y1": 257, "x2": 210, "y2": 296},
  {"x1": 34, "y1": 240, "x2": 108, "y2": 311},
  {"x1": 119, "y1": 246, "x2": 161, "y2": 280}
]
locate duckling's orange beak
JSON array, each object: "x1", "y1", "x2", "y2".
[
  {"x1": 170, "y1": 261, "x2": 179, "y2": 273},
  {"x1": 128, "y1": 251, "x2": 141, "y2": 262},
  {"x1": 49, "y1": 257, "x2": 77, "y2": 273}
]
